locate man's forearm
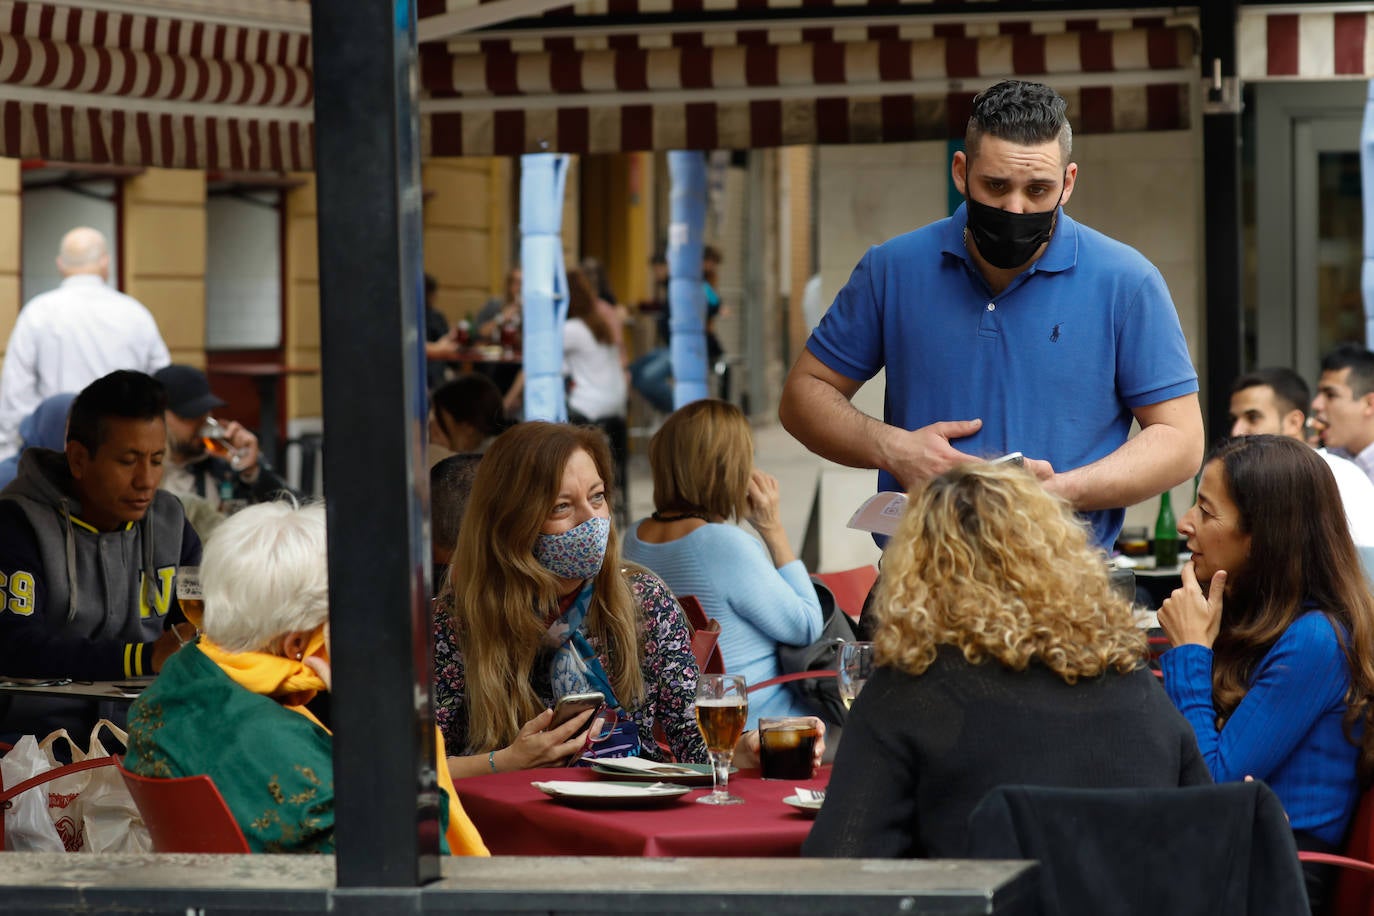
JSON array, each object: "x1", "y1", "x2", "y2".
[
  {"x1": 1047, "y1": 422, "x2": 1202, "y2": 512},
  {"x1": 779, "y1": 372, "x2": 891, "y2": 471}
]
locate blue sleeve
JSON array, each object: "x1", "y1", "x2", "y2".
[
  {"x1": 708, "y1": 529, "x2": 823, "y2": 647},
  {"x1": 0, "y1": 500, "x2": 155, "y2": 679},
  {"x1": 1160, "y1": 613, "x2": 1350, "y2": 783},
  {"x1": 1115, "y1": 266, "x2": 1199, "y2": 409},
  {"x1": 805, "y1": 246, "x2": 885, "y2": 384}
]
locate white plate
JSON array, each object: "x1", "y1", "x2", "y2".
[
  {"x1": 531, "y1": 780, "x2": 692, "y2": 808},
  {"x1": 782, "y1": 794, "x2": 824, "y2": 816}
]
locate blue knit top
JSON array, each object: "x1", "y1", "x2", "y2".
[
  {"x1": 1161, "y1": 610, "x2": 1361, "y2": 845},
  {"x1": 623, "y1": 521, "x2": 823, "y2": 727}
]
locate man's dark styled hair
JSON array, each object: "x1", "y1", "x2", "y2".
[
  {"x1": 1321, "y1": 343, "x2": 1374, "y2": 398},
  {"x1": 1231, "y1": 367, "x2": 1311, "y2": 418},
  {"x1": 431, "y1": 374, "x2": 505, "y2": 441},
  {"x1": 67, "y1": 370, "x2": 167, "y2": 453},
  {"x1": 431, "y1": 453, "x2": 483, "y2": 552},
  {"x1": 966, "y1": 80, "x2": 1072, "y2": 163}
]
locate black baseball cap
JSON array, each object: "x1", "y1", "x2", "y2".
[{"x1": 153, "y1": 365, "x2": 227, "y2": 419}]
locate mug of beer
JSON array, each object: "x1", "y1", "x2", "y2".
[{"x1": 758, "y1": 717, "x2": 820, "y2": 780}]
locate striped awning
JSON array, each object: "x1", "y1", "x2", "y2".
[
  {"x1": 0, "y1": 1, "x2": 1201, "y2": 167},
  {"x1": 420, "y1": 19, "x2": 1197, "y2": 155},
  {"x1": 1239, "y1": 6, "x2": 1374, "y2": 80},
  {"x1": 0, "y1": 0, "x2": 313, "y2": 170}
]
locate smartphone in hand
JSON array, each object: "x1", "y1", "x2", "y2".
[
  {"x1": 550, "y1": 691, "x2": 605, "y2": 729},
  {"x1": 551, "y1": 691, "x2": 606, "y2": 766},
  {"x1": 991, "y1": 451, "x2": 1025, "y2": 467}
]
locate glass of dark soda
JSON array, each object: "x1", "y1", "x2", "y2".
[{"x1": 758, "y1": 717, "x2": 819, "y2": 780}]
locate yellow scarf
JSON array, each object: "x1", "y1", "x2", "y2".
[{"x1": 199, "y1": 631, "x2": 330, "y2": 732}]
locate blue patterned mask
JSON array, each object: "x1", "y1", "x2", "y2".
[{"x1": 534, "y1": 516, "x2": 611, "y2": 580}]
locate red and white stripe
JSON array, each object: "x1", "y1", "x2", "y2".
[
  {"x1": 1239, "y1": 8, "x2": 1374, "y2": 79},
  {"x1": 423, "y1": 82, "x2": 1190, "y2": 156},
  {"x1": 0, "y1": 1, "x2": 312, "y2": 170},
  {"x1": 425, "y1": 26, "x2": 1195, "y2": 98},
  {"x1": 0, "y1": 97, "x2": 313, "y2": 170},
  {"x1": 440, "y1": 15, "x2": 1179, "y2": 56}
]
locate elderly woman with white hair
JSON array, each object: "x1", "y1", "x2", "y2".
[{"x1": 124, "y1": 501, "x2": 487, "y2": 856}]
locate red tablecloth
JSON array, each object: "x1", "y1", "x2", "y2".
[{"x1": 454, "y1": 766, "x2": 830, "y2": 857}]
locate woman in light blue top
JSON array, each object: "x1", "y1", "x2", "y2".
[{"x1": 623, "y1": 399, "x2": 823, "y2": 727}]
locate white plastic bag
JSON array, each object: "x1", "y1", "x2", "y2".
[
  {"x1": 80, "y1": 720, "x2": 149, "y2": 853},
  {"x1": 0, "y1": 733, "x2": 66, "y2": 852},
  {"x1": 0, "y1": 719, "x2": 151, "y2": 853}
]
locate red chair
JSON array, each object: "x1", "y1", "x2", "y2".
[
  {"x1": 813, "y1": 566, "x2": 879, "y2": 623},
  {"x1": 0, "y1": 755, "x2": 119, "y2": 850},
  {"x1": 678, "y1": 595, "x2": 725, "y2": 675},
  {"x1": 1298, "y1": 786, "x2": 1374, "y2": 915},
  {"x1": 117, "y1": 760, "x2": 250, "y2": 853}
]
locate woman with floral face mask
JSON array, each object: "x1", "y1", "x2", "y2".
[{"x1": 436, "y1": 422, "x2": 762, "y2": 775}]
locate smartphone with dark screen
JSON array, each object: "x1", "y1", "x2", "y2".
[{"x1": 550, "y1": 691, "x2": 605, "y2": 729}]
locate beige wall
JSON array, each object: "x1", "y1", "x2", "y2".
[
  {"x1": 284, "y1": 174, "x2": 321, "y2": 419},
  {"x1": 0, "y1": 161, "x2": 20, "y2": 356},
  {"x1": 816, "y1": 128, "x2": 1205, "y2": 522},
  {"x1": 423, "y1": 157, "x2": 508, "y2": 325},
  {"x1": 122, "y1": 168, "x2": 207, "y2": 367}
]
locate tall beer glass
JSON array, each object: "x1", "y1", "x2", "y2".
[
  {"x1": 694, "y1": 673, "x2": 748, "y2": 805},
  {"x1": 838, "y1": 642, "x2": 874, "y2": 710}
]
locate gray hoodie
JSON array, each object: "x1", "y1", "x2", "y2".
[{"x1": 0, "y1": 448, "x2": 199, "y2": 679}]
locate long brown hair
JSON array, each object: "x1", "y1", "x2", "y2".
[
  {"x1": 1207, "y1": 435, "x2": 1374, "y2": 783},
  {"x1": 567, "y1": 268, "x2": 613, "y2": 345},
  {"x1": 874, "y1": 463, "x2": 1144, "y2": 682},
  {"x1": 447, "y1": 422, "x2": 645, "y2": 752}
]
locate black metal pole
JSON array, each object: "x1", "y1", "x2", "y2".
[
  {"x1": 1201, "y1": 0, "x2": 1243, "y2": 443},
  {"x1": 310, "y1": 0, "x2": 440, "y2": 887}
]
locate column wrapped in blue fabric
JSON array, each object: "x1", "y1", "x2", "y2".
[
  {"x1": 521, "y1": 153, "x2": 571, "y2": 421},
  {"x1": 668, "y1": 150, "x2": 709, "y2": 409}
]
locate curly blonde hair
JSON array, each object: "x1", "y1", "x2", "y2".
[{"x1": 874, "y1": 463, "x2": 1145, "y2": 683}]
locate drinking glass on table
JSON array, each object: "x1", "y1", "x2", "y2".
[
  {"x1": 838, "y1": 642, "x2": 874, "y2": 710},
  {"x1": 175, "y1": 566, "x2": 204, "y2": 632},
  {"x1": 199, "y1": 417, "x2": 250, "y2": 470},
  {"x1": 694, "y1": 673, "x2": 748, "y2": 806}
]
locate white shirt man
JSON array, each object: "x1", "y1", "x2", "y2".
[
  {"x1": 1230, "y1": 368, "x2": 1374, "y2": 546},
  {"x1": 0, "y1": 228, "x2": 170, "y2": 458}
]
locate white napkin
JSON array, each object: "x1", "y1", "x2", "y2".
[
  {"x1": 532, "y1": 780, "x2": 677, "y2": 798},
  {"x1": 589, "y1": 756, "x2": 700, "y2": 776}
]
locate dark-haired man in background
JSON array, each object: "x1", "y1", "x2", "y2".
[
  {"x1": 154, "y1": 365, "x2": 294, "y2": 537},
  {"x1": 780, "y1": 78, "x2": 1202, "y2": 549},
  {"x1": 0, "y1": 370, "x2": 199, "y2": 685},
  {"x1": 1229, "y1": 366, "x2": 1374, "y2": 546},
  {"x1": 1312, "y1": 343, "x2": 1374, "y2": 485}
]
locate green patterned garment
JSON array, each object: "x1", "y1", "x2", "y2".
[{"x1": 125, "y1": 643, "x2": 335, "y2": 853}]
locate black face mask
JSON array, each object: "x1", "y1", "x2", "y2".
[{"x1": 964, "y1": 167, "x2": 1064, "y2": 270}]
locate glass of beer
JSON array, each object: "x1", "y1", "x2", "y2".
[
  {"x1": 758, "y1": 717, "x2": 819, "y2": 780},
  {"x1": 175, "y1": 566, "x2": 204, "y2": 630},
  {"x1": 198, "y1": 417, "x2": 249, "y2": 470},
  {"x1": 694, "y1": 673, "x2": 748, "y2": 805},
  {"x1": 838, "y1": 642, "x2": 874, "y2": 711}
]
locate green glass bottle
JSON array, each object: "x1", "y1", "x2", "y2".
[{"x1": 1153, "y1": 490, "x2": 1179, "y2": 568}]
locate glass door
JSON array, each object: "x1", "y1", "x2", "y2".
[{"x1": 1252, "y1": 82, "x2": 1365, "y2": 385}]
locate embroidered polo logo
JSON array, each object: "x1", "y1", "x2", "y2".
[{"x1": 1050, "y1": 323, "x2": 1061, "y2": 343}]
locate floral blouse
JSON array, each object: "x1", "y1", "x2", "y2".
[{"x1": 432, "y1": 567, "x2": 708, "y2": 764}]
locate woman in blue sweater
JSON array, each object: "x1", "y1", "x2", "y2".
[
  {"x1": 623, "y1": 399, "x2": 823, "y2": 727},
  {"x1": 1159, "y1": 435, "x2": 1374, "y2": 910}
]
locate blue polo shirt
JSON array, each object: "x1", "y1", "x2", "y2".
[{"x1": 807, "y1": 203, "x2": 1197, "y2": 548}]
